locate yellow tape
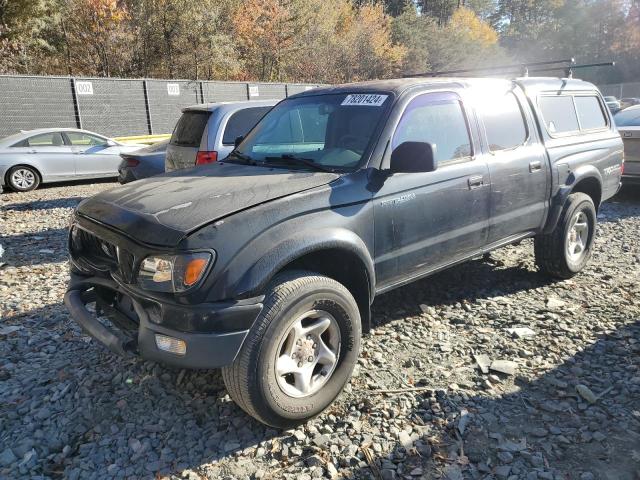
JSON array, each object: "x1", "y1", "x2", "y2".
[{"x1": 113, "y1": 134, "x2": 171, "y2": 145}]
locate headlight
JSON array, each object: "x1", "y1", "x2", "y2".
[{"x1": 137, "y1": 252, "x2": 213, "y2": 293}]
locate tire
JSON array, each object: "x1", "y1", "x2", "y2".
[
  {"x1": 534, "y1": 192, "x2": 596, "y2": 279},
  {"x1": 7, "y1": 165, "x2": 40, "y2": 192},
  {"x1": 222, "y1": 270, "x2": 361, "y2": 428}
]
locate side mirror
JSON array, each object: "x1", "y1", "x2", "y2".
[
  {"x1": 390, "y1": 141, "x2": 437, "y2": 173},
  {"x1": 106, "y1": 139, "x2": 118, "y2": 147},
  {"x1": 234, "y1": 136, "x2": 244, "y2": 148}
]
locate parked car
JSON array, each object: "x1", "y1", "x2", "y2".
[
  {"x1": 66, "y1": 76, "x2": 622, "y2": 428},
  {"x1": 165, "y1": 100, "x2": 277, "y2": 172},
  {"x1": 620, "y1": 97, "x2": 640, "y2": 109},
  {"x1": 118, "y1": 139, "x2": 168, "y2": 184},
  {"x1": 614, "y1": 105, "x2": 640, "y2": 184},
  {"x1": 0, "y1": 128, "x2": 144, "y2": 192},
  {"x1": 604, "y1": 95, "x2": 621, "y2": 113}
]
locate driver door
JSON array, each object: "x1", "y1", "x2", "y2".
[
  {"x1": 373, "y1": 92, "x2": 491, "y2": 290},
  {"x1": 64, "y1": 131, "x2": 120, "y2": 177}
]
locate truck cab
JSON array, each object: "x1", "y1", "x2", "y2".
[{"x1": 65, "y1": 75, "x2": 623, "y2": 428}]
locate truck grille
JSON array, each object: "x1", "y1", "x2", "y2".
[{"x1": 71, "y1": 227, "x2": 137, "y2": 283}]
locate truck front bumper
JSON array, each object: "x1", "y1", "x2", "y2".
[{"x1": 64, "y1": 273, "x2": 262, "y2": 369}]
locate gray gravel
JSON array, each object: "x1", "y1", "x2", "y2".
[{"x1": 1, "y1": 181, "x2": 639, "y2": 480}]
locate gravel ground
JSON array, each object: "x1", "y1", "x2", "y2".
[{"x1": 1, "y1": 180, "x2": 639, "y2": 480}]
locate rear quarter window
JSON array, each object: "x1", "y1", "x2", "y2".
[
  {"x1": 538, "y1": 96, "x2": 579, "y2": 134},
  {"x1": 222, "y1": 107, "x2": 271, "y2": 145},
  {"x1": 574, "y1": 96, "x2": 607, "y2": 130},
  {"x1": 171, "y1": 111, "x2": 210, "y2": 147}
]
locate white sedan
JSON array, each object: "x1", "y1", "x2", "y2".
[{"x1": 0, "y1": 128, "x2": 144, "y2": 192}]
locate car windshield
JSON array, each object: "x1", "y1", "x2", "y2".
[
  {"x1": 232, "y1": 93, "x2": 391, "y2": 171},
  {"x1": 604, "y1": 96, "x2": 617, "y2": 102},
  {"x1": 614, "y1": 107, "x2": 640, "y2": 127}
]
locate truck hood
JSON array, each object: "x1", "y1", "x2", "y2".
[{"x1": 77, "y1": 162, "x2": 339, "y2": 246}]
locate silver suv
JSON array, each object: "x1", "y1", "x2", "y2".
[{"x1": 165, "y1": 100, "x2": 277, "y2": 172}]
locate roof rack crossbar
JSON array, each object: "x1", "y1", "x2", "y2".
[{"x1": 403, "y1": 58, "x2": 575, "y2": 78}]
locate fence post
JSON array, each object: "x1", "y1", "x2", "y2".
[
  {"x1": 70, "y1": 77, "x2": 83, "y2": 129},
  {"x1": 199, "y1": 81, "x2": 205, "y2": 103},
  {"x1": 143, "y1": 79, "x2": 153, "y2": 135}
]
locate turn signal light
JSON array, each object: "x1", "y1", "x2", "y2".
[
  {"x1": 155, "y1": 334, "x2": 187, "y2": 356},
  {"x1": 196, "y1": 151, "x2": 218, "y2": 165},
  {"x1": 183, "y1": 257, "x2": 209, "y2": 286},
  {"x1": 125, "y1": 158, "x2": 140, "y2": 167}
]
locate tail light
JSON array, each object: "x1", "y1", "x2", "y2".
[
  {"x1": 125, "y1": 158, "x2": 140, "y2": 167},
  {"x1": 196, "y1": 151, "x2": 218, "y2": 165}
]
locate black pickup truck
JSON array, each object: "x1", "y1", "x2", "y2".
[{"x1": 65, "y1": 76, "x2": 623, "y2": 428}]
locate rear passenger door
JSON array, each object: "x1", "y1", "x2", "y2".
[
  {"x1": 373, "y1": 91, "x2": 491, "y2": 288},
  {"x1": 25, "y1": 132, "x2": 76, "y2": 179},
  {"x1": 476, "y1": 88, "x2": 549, "y2": 243}
]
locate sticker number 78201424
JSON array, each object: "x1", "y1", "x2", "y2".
[{"x1": 341, "y1": 94, "x2": 388, "y2": 107}]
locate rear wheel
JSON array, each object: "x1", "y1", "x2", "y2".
[
  {"x1": 7, "y1": 166, "x2": 40, "y2": 192},
  {"x1": 222, "y1": 270, "x2": 361, "y2": 428},
  {"x1": 534, "y1": 192, "x2": 596, "y2": 278}
]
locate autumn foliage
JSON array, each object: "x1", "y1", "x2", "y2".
[{"x1": 0, "y1": 0, "x2": 638, "y2": 84}]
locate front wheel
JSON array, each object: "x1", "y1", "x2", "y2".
[
  {"x1": 222, "y1": 271, "x2": 361, "y2": 428},
  {"x1": 534, "y1": 192, "x2": 597, "y2": 279}
]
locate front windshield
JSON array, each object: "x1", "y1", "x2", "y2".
[
  {"x1": 233, "y1": 93, "x2": 391, "y2": 170},
  {"x1": 614, "y1": 107, "x2": 640, "y2": 127}
]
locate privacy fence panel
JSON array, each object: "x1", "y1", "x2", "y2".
[
  {"x1": 75, "y1": 78, "x2": 148, "y2": 137},
  {"x1": 0, "y1": 75, "x2": 323, "y2": 137},
  {"x1": 287, "y1": 84, "x2": 320, "y2": 96},
  {"x1": 202, "y1": 81, "x2": 248, "y2": 103},
  {"x1": 249, "y1": 83, "x2": 287, "y2": 100},
  {"x1": 146, "y1": 80, "x2": 202, "y2": 135},
  {"x1": 0, "y1": 76, "x2": 76, "y2": 137}
]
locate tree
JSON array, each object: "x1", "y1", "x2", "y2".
[
  {"x1": 232, "y1": 0, "x2": 309, "y2": 81},
  {"x1": 393, "y1": 6, "x2": 506, "y2": 75}
]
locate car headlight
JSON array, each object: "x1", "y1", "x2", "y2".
[{"x1": 137, "y1": 252, "x2": 214, "y2": 293}]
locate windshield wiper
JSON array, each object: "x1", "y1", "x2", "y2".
[
  {"x1": 225, "y1": 150, "x2": 257, "y2": 165},
  {"x1": 263, "y1": 154, "x2": 335, "y2": 172}
]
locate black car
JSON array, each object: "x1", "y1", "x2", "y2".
[{"x1": 65, "y1": 75, "x2": 623, "y2": 428}]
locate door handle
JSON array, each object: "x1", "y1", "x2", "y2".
[
  {"x1": 468, "y1": 175, "x2": 484, "y2": 189},
  {"x1": 529, "y1": 160, "x2": 542, "y2": 173}
]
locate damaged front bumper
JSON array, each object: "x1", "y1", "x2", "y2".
[{"x1": 64, "y1": 273, "x2": 262, "y2": 369}]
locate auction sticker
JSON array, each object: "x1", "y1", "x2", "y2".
[{"x1": 341, "y1": 94, "x2": 388, "y2": 106}]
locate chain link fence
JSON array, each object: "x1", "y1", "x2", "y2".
[
  {"x1": 0, "y1": 75, "x2": 321, "y2": 138},
  {"x1": 599, "y1": 82, "x2": 640, "y2": 99}
]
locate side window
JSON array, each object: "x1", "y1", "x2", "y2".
[
  {"x1": 392, "y1": 93, "x2": 472, "y2": 165},
  {"x1": 26, "y1": 132, "x2": 65, "y2": 147},
  {"x1": 222, "y1": 107, "x2": 271, "y2": 145},
  {"x1": 538, "y1": 96, "x2": 579, "y2": 134},
  {"x1": 480, "y1": 92, "x2": 527, "y2": 151},
  {"x1": 574, "y1": 96, "x2": 607, "y2": 130},
  {"x1": 66, "y1": 132, "x2": 108, "y2": 146}
]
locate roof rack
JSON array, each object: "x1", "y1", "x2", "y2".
[{"x1": 403, "y1": 59, "x2": 615, "y2": 79}]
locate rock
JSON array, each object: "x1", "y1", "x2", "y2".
[
  {"x1": 312, "y1": 434, "x2": 329, "y2": 447},
  {"x1": 381, "y1": 468, "x2": 397, "y2": 480},
  {"x1": 576, "y1": 384, "x2": 598, "y2": 403},
  {"x1": 497, "y1": 451, "x2": 513, "y2": 463},
  {"x1": 326, "y1": 462, "x2": 339, "y2": 479},
  {"x1": 398, "y1": 431, "x2": 413, "y2": 450},
  {"x1": 474, "y1": 354, "x2": 491, "y2": 374},
  {"x1": 490, "y1": 360, "x2": 518, "y2": 376},
  {"x1": 545, "y1": 297, "x2": 566, "y2": 309},
  {"x1": 494, "y1": 465, "x2": 511, "y2": 479},
  {"x1": 0, "y1": 448, "x2": 17, "y2": 466},
  {"x1": 0, "y1": 325, "x2": 23, "y2": 335},
  {"x1": 306, "y1": 455, "x2": 323, "y2": 468},
  {"x1": 506, "y1": 327, "x2": 536, "y2": 338}
]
